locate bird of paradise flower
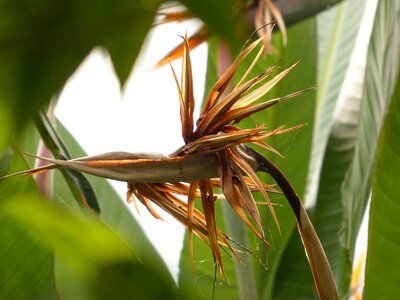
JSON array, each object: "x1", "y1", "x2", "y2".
[{"x1": 1, "y1": 33, "x2": 338, "y2": 299}]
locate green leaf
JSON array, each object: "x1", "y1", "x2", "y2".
[
  {"x1": 364, "y1": 67, "x2": 400, "y2": 299},
  {"x1": 305, "y1": 0, "x2": 400, "y2": 297},
  {"x1": 35, "y1": 111, "x2": 100, "y2": 212},
  {"x1": 179, "y1": 0, "x2": 248, "y2": 51},
  {"x1": 281, "y1": 0, "x2": 367, "y2": 297},
  {"x1": 1, "y1": 196, "x2": 135, "y2": 272},
  {"x1": 339, "y1": 0, "x2": 400, "y2": 256},
  {"x1": 0, "y1": 125, "x2": 57, "y2": 300},
  {"x1": 0, "y1": 195, "x2": 177, "y2": 300},
  {"x1": 0, "y1": 218, "x2": 58, "y2": 300},
  {"x1": 307, "y1": 0, "x2": 367, "y2": 205},
  {"x1": 0, "y1": 1, "x2": 159, "y2": 141}
]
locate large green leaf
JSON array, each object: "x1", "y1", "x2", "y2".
[
  {"x1": 305, "y1": 0, "x2": 400, "y2": 297},
  {"x1": 0, "y1": 0, "x2": 159, "y2": 145},
  {"x1": 0, "y1": 195, "x2": 177, "y2": 300},
  {"x1": 0, "y1": 125, "x2": 58, "y2": 300},
  {"x1": 307, "y1": 0, "x2": 366, "y2": 205},
  {"x1": 364, "y1": 68, "x2": 400, "y2": 299},
  {"x1": 276, "y1": 0, "x2": 368, "y2": 298},
  {"x1": 339, "y1": 0, "x2": 400, "y2": 257},
  {"x1": 2, "y1": 118, "x2": 176, "y2": 297}
]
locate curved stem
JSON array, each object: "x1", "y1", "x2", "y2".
[{"x1": 244, "y1": 146, "x2": 338, "y2": 300}]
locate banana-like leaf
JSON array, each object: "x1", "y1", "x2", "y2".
[
  {"x1": 306, "y1": 0, "x2": 399, "y2": 297},
  {"x1": 0, "y1": 195, "x2": 177, "y2": 300},
  {"x1": 339, "y1": 0, "x2": 400, "y2": 258},
  {"x1": 0, "y1": 126, "x2": 58, "y2": 300},
  {"x1": 364, "y1": 66, "x2": 400, "y2": 299},
  {"x1": 307, "y1": 0, "x2": 366, "y2": 206}
]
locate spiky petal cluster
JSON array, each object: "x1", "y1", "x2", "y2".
[{"x1": 128, "y1": 32, "x2": 301, "y2": 275}]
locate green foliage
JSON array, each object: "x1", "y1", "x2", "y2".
[
  {"x1": 0, "y1": 0, "x2": 160, "y2": 143},
  {"x1": 179, "y1": 0, "x2": 249, "y2": 51},
  {"x1": 364, "y1": 72, "x2": 400, "y2": 299},
  {"x1": 1, "y1": 0, "x2": 400, "y2": 299}
]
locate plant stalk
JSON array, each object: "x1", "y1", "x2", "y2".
[{"x1": 242, "y1": 146, "x2": 339, "y2": 300}]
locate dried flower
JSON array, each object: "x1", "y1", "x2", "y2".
[{"x1": 1, "y1": 34, "x2": 338, "y2": 299}]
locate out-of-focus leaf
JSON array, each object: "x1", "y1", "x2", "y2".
[
  {"x1": 364, "y1": 69, "x2": 400, "y2": 299},
  {"x1": 339, "y1": 0, "x2": 400, "y2": 257},
  {"x1": 94, "y1": 261, "x2": 176, "y2": 300},
  {"x1": 0, "y1": 126, "x2": 58, "y2": 300},
  {"x1": 179, "y1": 0, "x2": 248, "y2": 51},
  {"x1": 0, "y1": 218, "x2": 58, "y2": 300},
  {"x1": 0, "y1": 0, "x2": 160, "y2": 142},
  {"x1": 1, "y1": 196, "x2": 135, "y2": 272},
  {"x1": 35, "y1": 111, "x2": 100, "y2": 212},
  {"x1": 0, "y1": 195, "x2": 177, "y2": 300},
  {"x1": 275, "y1": 0, "x2": 343, "y2": 26}
]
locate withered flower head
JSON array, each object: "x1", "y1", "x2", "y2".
[
  {"x1": 1, "y1": 33, "x2": 338, "y2": 299},
  {"x1": 126, "y1": 33, "x2": 301, "y2": 277}
]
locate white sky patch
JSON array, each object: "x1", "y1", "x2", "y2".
[{"x1": 55, "y1": 20, "x2": 207, "y2": 281}]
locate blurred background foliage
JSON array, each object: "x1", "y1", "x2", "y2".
[{"x1": 1, "y1": 0, "x2": 400, "y2": 299}]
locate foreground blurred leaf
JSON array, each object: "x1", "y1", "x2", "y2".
[
  {"x1": 0, "y1": 0, "x2": 160, "y2": 142},
  {"x1": 0, "y1": 195, "x2": 177, "y2": 300},
  {"x1": 0, "y1": 218, "x2": 58, "y2": 300},
  {"x1": 0, "y1": 125, "x2": 58, "y2": 300},
  {"x1": 364, "y1": 68, "x2": 400, "y2": 299},
  {"x1": 1, "y1": 196, "x2": 134, "y2": 272},
  {"x1": 179, "y1": 0, "x2": 248, "y2": 51}
]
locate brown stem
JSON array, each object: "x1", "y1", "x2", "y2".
[{"x1": 244, "y1": 146, "x2": 339, "y2": 300}]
